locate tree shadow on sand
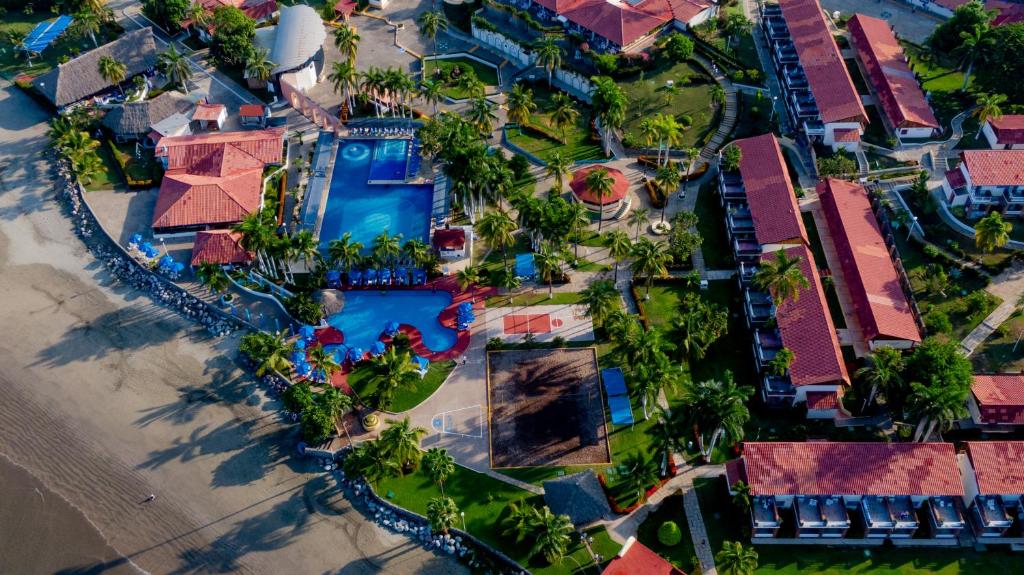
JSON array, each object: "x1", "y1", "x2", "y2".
[{"x1": 32, "y1": 306, "x2": 187, "y2": 367}]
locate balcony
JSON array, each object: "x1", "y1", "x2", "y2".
[
  {"x1": 728, "y1": 206, "x2": 755, "y2": 234},
  {"x1": 753, "y1": 327, "x2": 782, "y2": 362},
  {"x1": 970, "y1": 495, "x2": 1013, "y2": 538},
  {"x1": 775, "y1": 42, "x2": 799, "y2": 66},
  {"x1": 733, "y1": 237, "x2": 762, "y2": 261},
  {"x1": 926, "y1": 496, "x2": 964, "y2": 539},
  {"x1": 782, "y1": 66, "x2": 808, "y2": 90},
  {"x1": 752, "y1": 496, "x2": 781, "y2": 538},
  {"x1": 719, "y1": 172, "x2": 746, "y2": 204},
  {"x1": 763, "y1": 374, "x2": 795, "y2": 399},
  {"x1": 761, "y1": 3, "x2": 783, "y2": 18},
  {"x1": 739, "y1": 262, "x2": 758, "y2": 284},
  {"x1": 803, "y1": 120, "x2": 826, "y2": 136},
  {"x1": 791, "y1": 93, "x2": 820, "y2": 119}
]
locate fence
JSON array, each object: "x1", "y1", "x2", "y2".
[{"x1": 470, "y1": 23, "x2": 534, "y2": 68}]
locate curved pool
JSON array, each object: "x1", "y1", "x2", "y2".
[{"x1": 326, "y1": 291, "x2": 457, "y2": 353}]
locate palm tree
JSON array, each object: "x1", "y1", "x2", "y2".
[
  {"x1": 308, "y1": 343, "x2": 342, "y2": 384},
  {"x1": 253, "y1": 331, "x2": 292, "y2": 376},
  {"x1": 633, "y1": 355, "x2": 682, "y2": 419},
  {"x1": 47, "y1": 116, "x2": 78, "y2": 150},
  {"x1": 419, "y1": 78, "x2": 445, "y2": 115},
  {"x1": 631, "y1": 238, "x2": 671, "y2": 298},
  {"x1": 580, "y1": 279, "x2": 619, "y2": 327},
  {"x1": 628, "y1": 207, "x2": 649, "y2": 242},
  {"x1": 682, "y1": 147, "x2": 701, "y2": 195},
  {"x1": 290, "y1": 230, "x2": 320, "y2": 270},
  {"x1": 655, "y1": 113, "x2": 682, "y2": 167},
  {"x1": 458, "y1": 75, "x2": 486, "y2": 99},
  {"x1": 534, "y1": 37, "x2": 563, "y2": 87},
  {"x1": 379, "y1": 416, "x2": 428, "y2": 470},
  {"x1": 753, "y1": 250, "x2": 809, "y2": 306},
  {"x1": 417, "y1": 10, "x2": 448, "y2": 55},
  {"x1": 534, "y1": 243, "x2": 563, "y2": 298},
  {"x1": 622, "y1": 453, "x2": 660, "y2": 504},
  {"x1": 353, "y1": 439, "x2": 401, "y2": 489},
  {"x1": 603, "y1": 230, "x2": 632, "y2": 283},
  {"x1": 954, "y1": 25, "x2": 993, "y2": 90},
  {"x1": 422, "y1": 447, "x2": 455, "y2": 495},
  {"x1": 855, "y1": 347, "x2": 905, "y2": 410},
  {"x1": 426, "y1": 496, "x2": 459, "y2": 534},
  {"x1": 639, "y1": 116, "x2": 659, "y2": 154},
  {"x1": 186, "y1": 2, "x2": 212, "y2": 33},
  {"x1": 59, "y1": 129, "x2": 100, "y2": 162},
  {"x1": 716, "y1": 541, "x2": 759, "y2": 575},
  {"x1": 767, "y1": 347, "x2": 794, "y2": 376},
  {"x1": 909, "y1": 382, "x2": 968, "y2": 442},
  {"x1": 158, "y1": 45, "x2": 193, "y2": 94},
  {"x1": 679, "y1": 375, "x2": 753, "y2": 462},
  {"x1": 655, "y1": 165, "x2": 680, "y2": 223},
  {"x1": 502, "y1": 500, "x2": 539, "y2": 543},
  {"x1": 73, "y1": 8, "x2": 101, "y2": 47},
  {"x1": 567, "y1": 200, "x2": 590, "y2": 262},
  {"x1": 196, "y1": 262, "x2": 229, "y2": 295},
  {"x1": 97, "y1": 55, "x2": 127, "y2": 95},
  {"x1": 545, "y1": 151, "x2": 572, "y2": 193},
  {"x1": 710, "y1": 84, "x2": 726, "y2": 108},
  {"x1": 548, "y1": 92, "x2": 579, "y2": 144},
  {"x1": 402, "y1": 238, "x2": 430, "y2": 268},
  {"x1": 975, "y1": 210, "x2": 1012, "y2": 252},
  {"x1": 371, "y1": 348, "x2": 420, "y2": 410},
  {"x1": 527, "y1": 507, "x2": 573, "y2": 564},
  {"x1": 327, "y1": 232, "x2": 364, "y2": 271},
  {"x1": 973, "y1": 92, "x2": 1007, "y2": 138},
  {"x1": 584, "y1": 168, "x2": 615, "y2": 231},
  {"x1": 328, "y1": 60, "x2": 358, "y2": 110},
  {"x1": 371, "y1": 231, "x2": 402, "y2": 268},
  {"x1": 456, "y1": 266, "x2": 481, "y2": 290},
  {"x1": 233, "y1": 211, "x2": 276, "y2": 278},
  {"x1": 477, "y1": 209, "x2": 517, "y2": 269},
  {"x1": 467, "y1": 96, "x2": 497, "y2": 134},
  {"x1": 731, "y1": 480, "x2": 753, "y2": 515},
  {"x1": 591, "y1": 75, "x2": 627, "y2": 155},
  {"x1": 334, "y1": 24, "x2": 360, "y2": 64},
  {"x1": 506, "y1": 84, "x2": 536, "y2": 133},
  {"x1": 245, "y1": 46, "x2": 275, "y2": 87},
  {"x1": 492, "y1": 267, "x2": 522, "y2": 302}
]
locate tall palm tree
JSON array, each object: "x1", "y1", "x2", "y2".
[
  {"x1": 59, "y1": 129, "x2": 100, "y2": 163},
  {"x1": 158, "y1": 45, "x2": 193, "y2": 94},
  {"x1": 567, "y1": 199, "x2": 590, "y2": 262},
  {"x1": 716, "y1": 541, "x2": 759, "y2": 575},
  {"x1": 71, "y1": 150, "x2": 104, "y2": 185},
  {"x1": 422, "y1": 447, "x2": 455, "y2": 495},
  {"x1": 973, "y1": 92, "x2": 1007, "y2": 138},
  {"x1": 402, "y1": 238, "x2": 430, "y2": 268},
  {"x1": 679, "y1": 375, "x2": 753, "y2": 462},
  {"x1": 327, "y1": 232, "x2": 364, "y2": 271},
  {"x1": 655, "y1": 165, "x2": 680, "y2": 223},
  {"x1": 580, "y1": 279, "x2": 619, "y2": 327},
  {"x1": 591, "y1": 75, "x2": 627, "y2": 155},
  {"x1": 954, "y1": 25, "x2": 993, "y2": 90},
  {"x1": 603, "y1": 230, "x2": 632, "y2": 283},
  {"x1": 909, "y1": 382, "x2": 968, "y2": 442},
  {"x1": 328, "y1": 60, "x2": 358, "y2": 110},
  {"x1": 633, "y1": 354, "x2": 682, "y2": 419},
  {"x1": 417, "y1": 10, "x2": 448, "y2": 55},
  {"x1": 290, "y1": 229, "x2": 320, "y2": 270},
  {"x1": 527, "y1": 507, "x2": 573, "y2": 565},
  {"x1": 682, "y1": 146, "x2": 701, "y2": 194},
  {"x1": 628, "y1": 207, "x2": 649, "y2": 242},
  {"x1": 975, "y1": 209, "x2": 1013, "y2": 252},
  {"x1": 196, "y1": 262, "x2": 229, "y2": 295},
  {"x1": 855, "y1": 347, "x2": 905, "y2": 410},
  {"x1": 548, "y1": 92, "x2": 578, "y2": 143},
  {"x1": 379, "y1": 416, "x2": 428, "y2": 470},
  {"x1": 631, "y1": 237, "x2": 671, "y2": 298},
  {"x1": 477, "y1": 209, "x2": 517, "y2": 269},
  {"x1": 233, "y1": 211, "x2": 276, "y2": 278},
  {"x1": 622, "y1": 453, "x2": 660, "y2": 504},
  {"x1": 731, "y1": 480, "x2": 753, "y2": 515},
  {"x1": 584, "y1": 168, "x2": 615, "y2": 231},
  {"x1": 502, "y1": 500, "x2": 539, "y2": 543},
  {"x1": 534, "y1": 37, "x2": 563, "y2": 87},
  {"x1": 47, "y1": 116, "x2": 78, "y2": 150},
  {"x1": 534, "y1": 243, "x2": 563, "y2": 298},
  {"x1": 253, "y1": 331, "x2": 292, "y2": 376},
  {"x1": 353, "y1": 439, "x2": 401, "y2": 489},
  {"x1": 455, "y1": 266, "x2": 481, "y2": 290},
  {"x1": 73, "y1": 8, "x2": 101, "y2": 47},
  {"x1": 186, "y1": 2, "x2": 212, "y2": 33},
  {"x1": 639, "y1": 117, "x2": 659, "y2": 154},
  {"x1": 458, "y1": 75, "x2": 486, "y2": 99},
  {"x1": 371, "y1": 348, "x2": 420, "y2": 410},
  {"x1": 97, "y1": 55, "x2": 127, "y2": 95},
  {"x1": 334, "y1": 24, "x2": 360, "y2": 64},
  {"x1": 655, "y1": 113, "x2": 682, "y2": 167},
  {"x1": 419, "y1": 78, "x2": 445, "y2": 115},
  {"x1": 545, "y1": 151, "x2": 572, "y2": 193},
  {"x1": 371, "y1": 231, "x2": 402, "y2": 268},
  {"x1": 467, "y1": 96, "x2": 497, "y2": 134},
  {"x1": 506, "y1": 84, "x2": 536, "y2": 133},
  {"x1": 426, "y1": 496, "x2": 459, "y2": 534},
  {"x1": 308, "y1": 343, "x2": 342, "y2": 384},
  {"x1": 753, "y1": 250, "x2": 809, "y2": 306},
  {"x1": 245, "y1": 47, "x2": 275, "y2": 86}
]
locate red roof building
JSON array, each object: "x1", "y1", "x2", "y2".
[
  {"x1": 778, "y1": 0, "x2": 866, "y2": 124},
  {"x1": 728, "y1": 442, "x2": 964, "y2": 498},
  {"x1": 970, "y1": 374, "x2": 1024, "y2": 426},
  {"x1": 153, "y1": 128, "x2": 285, "y2": 233},
  {"x1": 569, "y1": 165, "x2": 630, "y2": 205},
  {"x1": 734, "y1": 134, "x2": 807, "y2": 246},
  {"x1": 192, "y1": 103, "x2": 226, "y2": 122},
  {"x1": 193, "y1": 0, "x2": 277, "y2": 25},
  {"x1": 965, "y1": 442, "x2": 1024, "y2": 496},
  {"x1": 559, "y1": 1, "x2": 669, "y2": 48},
  {"x1": 989, "y1": 0, "x2": 1024, "y2": 26},
  {"x1": 817, "y1": 178, "x2": 921, "y2": 346},
  {"x1": 239, "y1": 104, "x2": 266, "y2": 117},
  {"x1": 847, "y1": 15, "x2": 938, "y2": 135},
  {"x1": 959, "y1": 150, "x2": 1024, "y2": 187},
  {"x1": 432, "y1": 228, "x2": 466, "y2": 251},
  {"x1": 984, "y1": 115, "x2": 1024, "y2": 148},
  {"x1": 761, "y1": 245, "x2": 848, "y2": 388},
  {"x1": 603, "y1": 538, "x2": 685, "y2": 575},
  {"x1": 190, "y1": 230, "x2": 253, "y2": 266}
]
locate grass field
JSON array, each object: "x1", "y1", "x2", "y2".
[
  {"x1": 637, "y1": 491, "x2": 696, "y2": 572},
  {"x1": 694, "y1": 181, "x2": 735, "y2": 270},
  {"x1": 485, "y1": 290, "x2": 583, "y2": 308},
  {"x1": 619, "y1": 60, "x2": 718, "y2": 151},
  {"x1": 972, "y1": 308, "x2": 1024, "y2": 372},
  {"x1": 505, "y1": 84, "x2": 606, "y2": 162},
  {"x1": 82, "y1": 144, "x2": 124, "y2": 192},
  {"x1": 423, "y1": 56, "x2": 500, "y2": 99},
  {"x1": 347, "y1": 359, "x2": 455, "y2": 412}
]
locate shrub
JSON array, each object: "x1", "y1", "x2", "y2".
[
  {"x1": 286, "y1": 293, "x2": 323, "y2": 325},
  {"x1": 551, "y1": 335, "x2": 567, "y2": 347},
  {"x1": 486, "y1": 337, "x2": 505, "y2": 350},
  {"x1": 594, "y1": 53, "x2": 619, "y2": 75},
  {"x1": 509, "y1": 154, "x2": 531, "y2": 181},
  {"x1": 657, "y1": 521, "x2": 683, "y2": 546},
  {"x1": 925, "y1": 309, "x2": 953, "y2": 334},
  {"x1": 666, "y1": 33, "x2": 694, "y2": 62}
]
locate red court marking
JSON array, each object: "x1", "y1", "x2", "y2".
[
  {"x1": 551, "y1": 318, "x2": 564, "y2": 328},
  {"x1": 503, "y1": 314, "x2": 552, "y2": 334}
]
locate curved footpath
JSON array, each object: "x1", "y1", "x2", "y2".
[{"x1": 0, "y1": 82, "x2": 465, "y2": 574}]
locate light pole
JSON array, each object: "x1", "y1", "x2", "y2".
[
  {"x1": 907, "y1": 216, "x2": 919, "y2": 241},
  {"x1": 769, "y1": 95, "x2": 779, "y2": 123},
  {"x1": 460, "y1": 511, "x2": 465, "y2": 532}
]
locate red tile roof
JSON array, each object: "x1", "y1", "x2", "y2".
[
  {"x1": 817, "y1": 178, "x2": 921, "y2": 343},
  {"x1": 239, "y1": 104, "x2": 267, "y2": 117},
  {"x1": 762, "y1": 245, "x2": 849, "y2": 387},
  {"x1": 192, "y1": 103, "x2": 225, "y2": 122},
  {"x1": 945, "y1": 167, "x2": 967, "y2": 189},
  {"x1": 190, "y1": 230, "x2": 253, "y2": 266},
  {"x1": 833, "y1": 128, "x2": 861, "y2": 143},
  {"x1": 778, "y1": 0, "x2": 866, "y2": 124},
  {"x1": 847, "y1": 15, "x2": 938, "y2": 131},
  {"x1": 806, "y1": 390, "x2": 839, "y2": 410},
  {"x1": 989, "y1": 0, "x2": 1024, "y2": 26},
  {"x1": 966, "y1": 441, "x2": 1024, "y2": 495},
  {"x1": 987, "y1": 115, "x2": 1024, "y2": 146},
  {"x1": 934, "y1": 0, "x2": 971, "y2": 9},
  {"x1": 560, "y1": 1, "x2": 669, "y2": 47},
  {"x1": 972, "y1": 374, "x2": 1024, "y2": 425},
  {"x1": 156, "y1": 127, "x2": 285, "y2": 168},
  {"x1": 959, "y1": 150, "x2": 1024, "y2": 187},
  {"x1": 603, "y1": 539, "x2": 685, "y2": 575},
  {"x1": 636, "y1": 0, "x2": 712, "y2": 22},
  {"x1": 533, "y1": 0, "x2": 588, "y2": 12},
  {"x1": 734, "y1": 134, "x2": 807, "y2": 246},
  {"x1": 198, "y1": 0, "x2": 277, "y2": 22},
  {"x1": 570, "y1": 165, "x2": 630, "y2": 205},
  {"x1": 433, "y1": 228, "x2": 466, "y2": 250},
  {"x1": 736, "y1": 441, "x2": 964, "y2": 496}
]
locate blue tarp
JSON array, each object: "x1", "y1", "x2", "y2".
[
  {"x1": 23, "y1": 15, "x2": 73, "y2": 54},
  {"x1": 607, "y1": 394, "x2": 634, "y2": 426},
  {"x1": 515, "y1": 253, "x2": 535, "y2": 278},
  {"x1": 601, "y1": 368, "x2": 628, "y2": 397}
]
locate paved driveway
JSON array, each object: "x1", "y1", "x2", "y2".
[{"x1": 821, "y1": 0, "x2": 942, "y2": 44}]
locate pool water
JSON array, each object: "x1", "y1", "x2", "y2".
[
  {"x1": 369, "y1": 139, "x2": 409, "y2": 181},
  {"x1": 319, "y1": 140, "x2": 433, "y2": 249},
  {"x1": 326, "y1": 291, "x2": 457, "y2": 353}
]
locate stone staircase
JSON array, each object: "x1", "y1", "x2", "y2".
[
  {"x1": 697, "y1": 58, "x2": 738, "y2": 163},
  {"x1": 855, "y1": 146, "x2": 870, "y2": 178}
]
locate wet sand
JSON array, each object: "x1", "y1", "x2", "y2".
[{"x1": 0, "y1": 82, "x2": 465, "y2": 574}]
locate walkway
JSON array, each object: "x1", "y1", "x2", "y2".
[
  {"x1": 694, "y1": 53, "x2": 739, "y2": 164},
  {"x1": 961, "y1": 263, "x2": 1024, "y2": 354}
]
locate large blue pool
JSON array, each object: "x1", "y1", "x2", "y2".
[
  {"x1": 319, "y1": 139, "x2": 433, "y2": 250},
  {"x1": 326, "y1": 291, "x2": 457, "y2": 353}
]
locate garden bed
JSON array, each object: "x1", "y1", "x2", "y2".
[
  {"x1": 422, "y1": 55, "x2": 500, "y2": 100},
  {"x1": 504, "y1": 83, "x2": 605, "y2": 162},
  {"x1": 618, "y1": 60, "x2": 718, "y2": 151},
  {"x1": 347, "y1": 359, "x2": 456, "y2": 413}
]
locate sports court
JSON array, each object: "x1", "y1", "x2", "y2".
[{"x1": 484, "y1": 304, "x2": 594, "y2": 342}]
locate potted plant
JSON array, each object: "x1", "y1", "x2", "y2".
[{"x1": 362, "y1": 413, "x2": 380, "y2": 431}]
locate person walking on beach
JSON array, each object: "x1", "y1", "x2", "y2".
[{"x1": 143, "y1": 494, "x2": 156, "y2": 503}]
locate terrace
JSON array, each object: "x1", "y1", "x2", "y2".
[
  {"x1": 794, "y1": 496, "x2": 849, "y2": 538},
  {"x1": 726, "y1": 205, "x2": 755, "y2": 234},
  {"x1": 747, "y1": 295, "x2": 776, "y2": 327}
]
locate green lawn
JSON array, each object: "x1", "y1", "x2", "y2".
[
  {"x1": 423, "y1": 56, "x2": 500, "y2": 100},
  {"x1": 695, "y1": 180, "x2": 735, "y2": 270},
  {"x1": 972, "y1": 308, "x2": 1024, "y2": 372},
  {"x1": 485, "y1": 290, "x2": 583, "y2": 308},
  {"x1": 704, "y1": 4, "x2": 762, "y2": 74},
  {"x1": 902, "y1": 42, "x2": 967, "y2": 94},
  {"x1": 637, "y1": 492, "x2": 697, "y2": 572},
  {"x1": 83, "y1": 144, "x2": 124, "y2": 192},
  {"x1": 0, "y1": 13, "x2": 121, "y2": 80},
  {"x1": 378, "y1": 463, "x2": 619, "y2": 574},
  {"x1": 732, "y1": 91, "x2": 778, "y2": 141},
  {"x1": 505, "y1": 83, "x2": 606, "y2": 162},
  {"x1": 897, "y1": 189, "x2": 1013, "y2": 270},
  {"x1": 347, "y1": 359, "x2": 456, "y2": 413},
  {"x1": 619, "y1": 60, "x2": 718, "y2": 151}
]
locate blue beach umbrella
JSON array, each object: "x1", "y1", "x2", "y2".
[
  {"x1": 130, "y1": 233, "x2": 143, "y2": 246},
  {"x1": 348, "y1": 347, "x2": 364, "y2": 363},
  {"x1": 371, "y1": 341, "x2": 387, "y2": 356},
  {"x1": 294, "y1": 338, "x2": 307, "y2": 350},
  {"x1": 300, "y1": 325, "x2": 315, "y2": 340},
  {"x1": 384, "y1": 321, "x2": 400, "y2": 336}
]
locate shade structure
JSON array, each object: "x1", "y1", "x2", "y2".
[
  {"x1": 396, "y1": 267, "x2": 408, "y2": 284},
  {"x1": 22, "y1": 15, "x2": 74, "y2": 54},
  {"x1": 290, "y1": 351, "x2": 305, "y2": 364},
  {"x1": 384, "y1": 321, "x2": 400, "y2": 336},
  {"x1": 294, "y1": 338, "x2": 307, "y2": 350},
  {"x1": 130, "y1": 233, "x2": 143, "y2": 245},
  {"x1": 370, "y1": 340, "x2": 387, "y2": 356},
  {"x1": 458, "y1": 302, "x2": 473, "y2": 313},
  {"x1": 569, "y1": 165, "x2": 629, "y2": 206},
  {"x1": 602, "y1": 367, "x2": 634, "y2": 425},
  {"x1": 413, "y1": 355, "x2": 429, "y2": 372},
  {"x1": 381, "y1": 268, "x2": 392, "y2": 284},
  {"x1": 366, "y1": 269, "x2": 378, "y2": 284},
  {"x1": 348, "y1": 268, "x2": 362, "y2": 285}
]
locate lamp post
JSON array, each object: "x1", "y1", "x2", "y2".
[
  {"x1": 907, "y1": 216, "x2": 919, "y2": 241},
  {"x1": 460, "y1": 511, "x2": 465, "y2": 532}
]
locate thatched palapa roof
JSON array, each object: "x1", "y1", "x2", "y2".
[{"x1": 102, "y1": 91, "x2": 194, "y2": 139}]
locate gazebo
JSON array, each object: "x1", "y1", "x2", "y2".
[{"x1": 569, "y1": 165, "x2": 630, "y2": 220}]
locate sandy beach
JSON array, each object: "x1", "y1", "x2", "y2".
[{"x1": 0, "y1": 83, "x2": 465, "y2": 574}]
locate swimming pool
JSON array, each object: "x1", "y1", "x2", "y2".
[
  {"x1": 319, "y1": 139, "x2": 433, "y2": 250},
  {"x1": 369, "y1": 138, "x2": 409, "y2": 182},
  {"x1": 326, "y1": 291, "x2": 457, "y2": 353}
]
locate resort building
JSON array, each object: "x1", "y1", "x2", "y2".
[
  {"x1": 152, "y1": 128, "x2": 286, "y2": 235},
  {"x1": 817, "y1": 178, "x2": 922, "y2": 349},
  {"x1": 942, "y1": 150, "x2": 1024, "y2": 218},
  {"x1": 569, "y1": 165, "x2": 631, "y2": 220},
  {"x1": 432, "y1": 228, "x2": 468, "y2": 261},
  {"x1": 760, "y1": 0, "x2": 867, "y2": 150},
  {"x1": 727, "y1": 442, "x2": 966, "y2": 541},
  {"x1": 720, "y1": 135, "x2": 848, "y2": 415},
  {"x1": 525, "y1": 0, "x2": 714, "y2": 53},
  {"x1": 252, "y1": 4, "x2": 326, "y2": 92},
  {"x1": 239, "y1": 104, "x2": 271, "y2": 129},
  {"x1": 33, "y1": 28, "x2": 159, "y2": 110},
  {"x1": 968, "y1": 374, "x2": 1024, "y2": 430},
  {"x1": 981, "y1": 116, "x2": 1024, "y2": 150},
  {"x1": 961, "y1": 442, "x2": 1024, "y2": 539},
  {"x1": 846, "y1": 15, "x2": 939, "y2": 141},
  {"x1": 190, "y1": 230, "x2": 253, "y2": 266},
  {"x1": 603, "y1": 537, "x2": 685, "y2": 575},
  {"x1": 186, "y1": 0, "x2": 278, "y2": 41},
  {"x1": 192, "y1": 103, "x2": 228, "y2": 132},
  {"x1": 101, "y1": 91, "x2": 194, "y2": 145}
]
